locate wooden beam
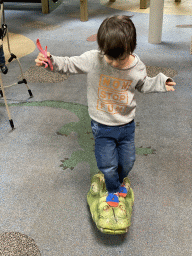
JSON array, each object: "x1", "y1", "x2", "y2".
[
  {"x1": 80, "y1": 0, "x2": 88, "y2": 22},
  {"x1": 41, "y1": 0, "x2": 49, "y2": 14},
  {"x1": 140, "y1": 0, "x2": 150, "y2": 9}
]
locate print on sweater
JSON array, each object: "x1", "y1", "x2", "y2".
[{"x1": 97, "y1": 74, "x2": 132, "y2": 115}]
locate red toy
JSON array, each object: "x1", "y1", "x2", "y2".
[{"x1": 36, "y1": 39, "x2": 53, "y2": 71}]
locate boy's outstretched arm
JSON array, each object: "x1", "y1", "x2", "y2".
[{"x1": 165, "y1": 79, "x2": 176, "y2": 91}]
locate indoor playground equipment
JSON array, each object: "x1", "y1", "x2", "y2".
[
  {"x1": 87, "y1": 172, "x2": 134, "y2": 235},
  {"x1": 0, "y1": 0, "x2": 33, "y2": 130}
]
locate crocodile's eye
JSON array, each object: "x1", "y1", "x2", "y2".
[
  {"x1": 90, "y1": 182, "x2": 99, "y2": 195},
  {"x1": 119, "y1": 205, "x2": 126, "y2": 211}
]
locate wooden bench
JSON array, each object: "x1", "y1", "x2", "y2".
[
  {"x1": 80, "y1": 0, "x2": 150, "y2": 21},
  {"x1": 80, "y1": 0, "x2": 182, "y2": 21}
]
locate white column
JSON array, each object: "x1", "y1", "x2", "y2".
[{"x1": 148, "y1": 0, "x2": 164, "y2": 44}]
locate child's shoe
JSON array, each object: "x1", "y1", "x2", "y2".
[
  {"x1": 106, "y1": 192, "x2": 119, "y2": 207},
  {"x1": 119, "y1": 184, "x2": 127, "y2": 197}
]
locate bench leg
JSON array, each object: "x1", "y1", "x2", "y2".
[
  {"x1": 41, "y1": 0, "x2": 49, "y2": 14},
  {"x1": 140, "y1": 0, "x2": 150, "y2": 9},
  {"x1": 80, "y1": 0, "x2": 88, "y2": 22},
  {"x1": 0, "y1": 74, "x2": 14, "y2": 130}
]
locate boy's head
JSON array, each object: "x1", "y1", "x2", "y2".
[{"x1": 97, "y1": 15, "x2": 137, "y2": 60}]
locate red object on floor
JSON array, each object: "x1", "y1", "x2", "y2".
[{"x1": 87, "y1": 34, "x2": 97, "y2": 42}]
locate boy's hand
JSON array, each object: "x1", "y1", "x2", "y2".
[
  {"x1": 165, "y1": 80, "x2": 176, "y2": 91},
  {"x1": 35, "y1": 52, "x2": 51, "y2": 67}
]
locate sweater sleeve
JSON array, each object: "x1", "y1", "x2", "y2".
[
  {"x1": 135, "y1": 67, "x2": 174, "y2": 93},
  {"x1": 50, "y1": 50, "x2": 95, "y2": 74}
]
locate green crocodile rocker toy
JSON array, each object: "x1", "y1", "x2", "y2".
[{"x1": 87, "y1": 171, "x2": 134, "y2": 235}]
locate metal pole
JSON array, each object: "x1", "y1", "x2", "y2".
[
  {"x1": 148, "y1": 0, "x2": 164, "y2": 44},
  {"x1": 0, "y1": 72, "x2": 14, "y2": 129}
]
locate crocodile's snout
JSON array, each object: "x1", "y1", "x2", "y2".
[{"x1": 87, "y1": 172, "x2": 134, "y2": 235}]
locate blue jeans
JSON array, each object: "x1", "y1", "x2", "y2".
[{"x1": 91, "y1": 119, "x2": 135, "y2": 193}]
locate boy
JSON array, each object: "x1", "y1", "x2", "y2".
[{"x1": 35, "y1": 15, "x2": 176, "y2": 207}]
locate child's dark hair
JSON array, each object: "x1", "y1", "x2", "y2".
[{"x1": 97, "y1": 15, "x2": 137, "y2": 59}]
